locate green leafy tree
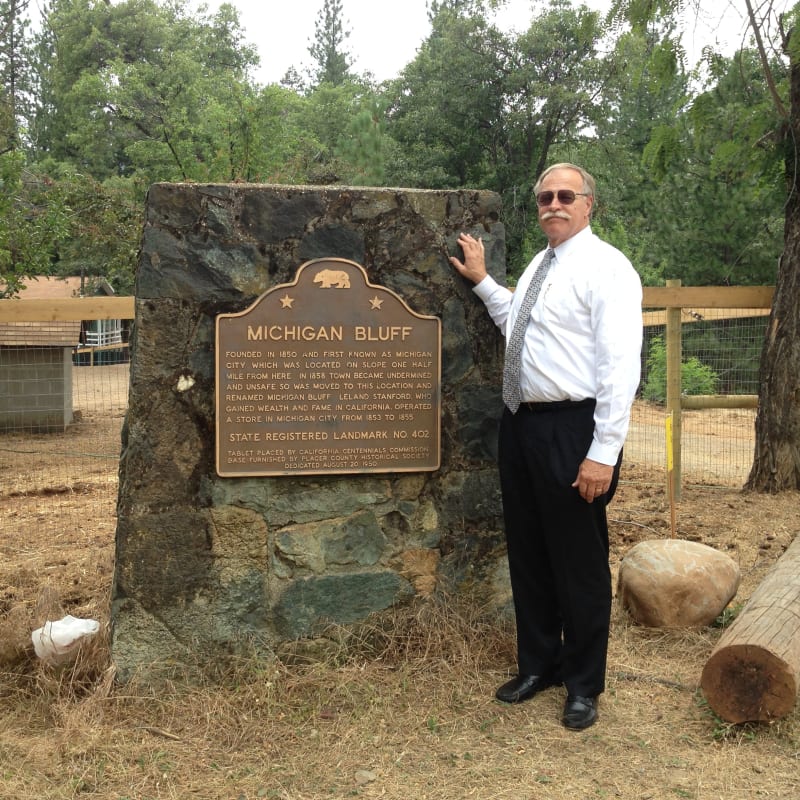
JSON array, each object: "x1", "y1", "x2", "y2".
[
  {"x1": 34, "y1": 0, "x2": 260, "y2": 182},
  {"x1": 22, "y1": 0, "x2": 275, "y2": 293},
  {"x1": 637, "y1": 48, "x2": 784, "y2": 286},
  {"x1": 385, "y1": 0, "x2": 609, "y2": 269},
  {"x1": 568, "y1": 22, "x2": 691, "y2": 285},
  {"x1": 385, "y1": 1, "x2": 513, "y2": 190},
  {"x1": 0, "y1": 0, "x2": 72, "y2": 293},
  {"x1": 609, "y1": 0, "x2": 800, "y2": 491},
  {"x1": 47, "y1": 169, "x2": 144, "y2": 294},
  {"x1": 0, "y1": 153, "x2": 70, "y2": 295},
  {"x1": 238, "y1": 84, "x2": 321, "y2": 183}
]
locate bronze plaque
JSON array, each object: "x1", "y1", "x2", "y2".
[{"x1": 215, "y1": 258, "x2": 441, "y2": 476}]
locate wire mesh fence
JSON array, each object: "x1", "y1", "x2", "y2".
[
  {"x1": 0, "y1": 304, "x2": 770, "y2": 547},
  {"x1": 628, "y1": 310, "x2": 767, "y2": 488},
  {"x1": 0, "y1": 346, "x2": 128, "y2": 547}
]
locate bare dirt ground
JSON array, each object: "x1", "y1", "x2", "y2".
[{"x1": 0, "y1": 367, "x2": 798, "y2": 799}]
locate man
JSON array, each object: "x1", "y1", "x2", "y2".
[{"x1": 449, "y1": 163, "x2": 642, "y2": 730}]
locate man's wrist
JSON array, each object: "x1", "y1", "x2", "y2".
[
  {"x1": 586, "y1": 442, "x2": 620, "y2": 466},
  {"x1": 472, "y1": 274, "x2": 498, "y2": 300}
]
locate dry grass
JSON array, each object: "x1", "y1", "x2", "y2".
[
  {"x1": 1, "y1": 584, "x2": 799, "y2": 800},
  {"x1": 2, "y1": 366, "x2": 800, "y2": 798}
]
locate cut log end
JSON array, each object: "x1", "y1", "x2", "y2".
[{"x1": 701, "y1": 644, "x2": 796, "y2": 723}]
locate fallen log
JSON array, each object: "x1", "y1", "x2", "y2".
[{"x1": 701, "y1": 536, "x2": 800, "y2": 723}]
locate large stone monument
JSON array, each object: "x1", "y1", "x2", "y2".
[{"x1": 111, "y1": 184, "x2": 508, "y2": 681}]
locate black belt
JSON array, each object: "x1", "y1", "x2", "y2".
[{"x1": 518, "y1": 398, "x2": 595, "y2": 412}]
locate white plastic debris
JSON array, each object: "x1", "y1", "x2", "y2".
[{"x1": 32, "y1": 615, "x2": 100, "y2": 665}]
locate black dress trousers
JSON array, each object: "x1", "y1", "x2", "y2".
[{"x1": 497, "y1": 401, "x2": 620, "y2": 698}]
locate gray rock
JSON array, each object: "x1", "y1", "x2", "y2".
[{"x1": 274, "y1": 572, "x2": 414, "y2": 638}]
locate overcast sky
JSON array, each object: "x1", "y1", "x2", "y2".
[
  {"x1": 187, "y1": 0, "x2": 755, "y2": 86},
  {"x1": 23, "y1": 0, "x2": 760, "y2": 86}
]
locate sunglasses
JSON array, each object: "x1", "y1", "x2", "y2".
[{"x1": 536, "y1": 190, "x2": 590, "y2": 206}]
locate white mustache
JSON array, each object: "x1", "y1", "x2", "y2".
[{"x1": 541, "y1": 211, "x2": 571, "y2": 221}]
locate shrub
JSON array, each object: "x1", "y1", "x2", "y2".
[{"x1": 642, "y1": 335, "x2": 719, "y2": 403}]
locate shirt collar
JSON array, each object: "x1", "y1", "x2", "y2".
[{"x1": 552, "y1": 225, "x2": 593, "y2": 260}]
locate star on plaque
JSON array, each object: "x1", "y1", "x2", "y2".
[
  {"x1": 280, "y1": 294, "x2": 295, "y2": 309},
  {"x1": 369, "y1": 296, "x2": 384, "y2": 310}
]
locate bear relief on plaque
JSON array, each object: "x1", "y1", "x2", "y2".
[{"x1": 216, "y1": 258, "x2": 441, "y2": 477}]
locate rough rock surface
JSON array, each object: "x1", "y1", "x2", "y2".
[
  {"x1": 618, "y1": 539, "x2": 741, "y2": 627},
  {"x1": 111, "y1": 184, "x2": 509, "y2": 681}
]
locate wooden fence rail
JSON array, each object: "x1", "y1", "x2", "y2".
[
  {"x1": 0, "y1": 286, "x2": 775, "y2": 494},
  {"x1": 0, "y1": 297, "x2": 134, "y2": 322},
  {"x1": 652, "y1": 282, "x2": 774, "y2": 497}
]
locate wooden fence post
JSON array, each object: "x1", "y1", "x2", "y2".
[{"x1": 665, "y1": 279, "x2": 682, "y2": 500}]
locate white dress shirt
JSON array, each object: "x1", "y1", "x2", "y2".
[{"x1": 473, "y1": 226, "x2": 643, "y2": 466}]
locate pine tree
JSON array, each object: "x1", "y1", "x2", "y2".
[
  {"x1": 307, "y1": 0, "x2": 353, "y2": 87},
  {"x1": 0, "y1": 0, "x2": 35, "y2": 152}
]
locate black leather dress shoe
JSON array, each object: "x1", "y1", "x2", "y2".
[
  {"x1": 495, "y1": 674, "x2": 556, "y2": 704},
  {"x1": 562, "y1": 695, "x2": 598, "y2": 730}
]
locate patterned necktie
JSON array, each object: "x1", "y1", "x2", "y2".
[{"x1": 502, "y1": 248, "x2": 555, "y2": 413}]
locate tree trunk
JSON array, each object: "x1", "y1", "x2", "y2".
[
  {"x1": 745, "y1": 47, "x2": 800, "y2": 491},
  {"x1": 700, "y1": 537, "x2": 800, "y2": 723}
]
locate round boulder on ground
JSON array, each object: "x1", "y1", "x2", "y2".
[{"x1": 618, "y1": 539, "x2": 741, "y2": 628}]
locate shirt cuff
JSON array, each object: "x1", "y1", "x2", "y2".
[
  {"x1": 472, "y1": 274, "x2": 501, "y2": 302},
  {"x1": 587, "y1": 439, "x2": 621, "y2": 466}
]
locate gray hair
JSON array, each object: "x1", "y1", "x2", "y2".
[
  {"x1": 534, "y1": 163, "x2": 596, "y2": 198},
  {"x1": 534, "y1": 163, "x2": 596, "y2": 219}
]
